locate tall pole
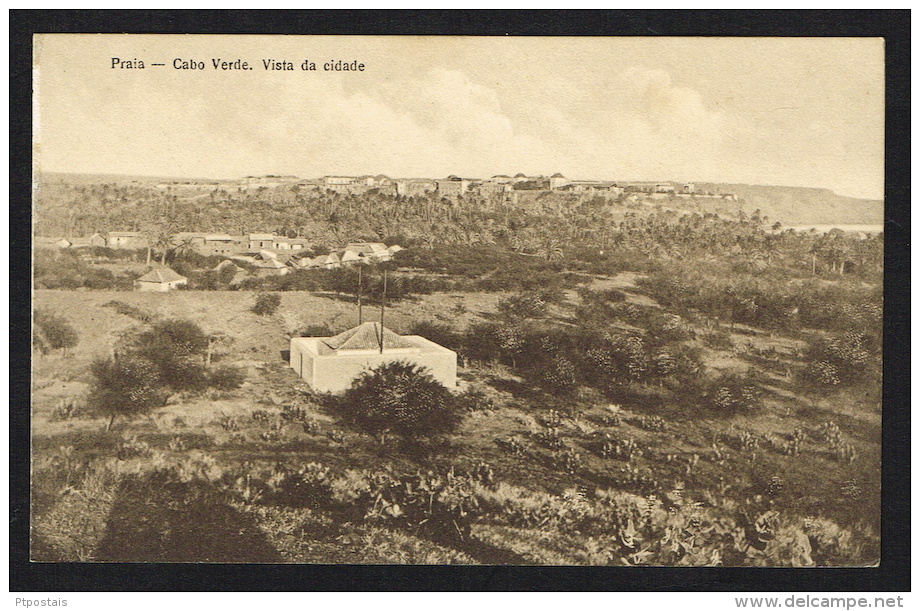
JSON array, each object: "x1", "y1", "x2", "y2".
[
  {"x1": 379, "y1": 269, "x2": 387, "y2": 353},
  {"x1": 357, "y1": 265, "x2": 363, "y2": 325}
]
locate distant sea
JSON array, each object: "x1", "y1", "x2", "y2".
[{"x1": 782, "y1": 224, "x2": 884, "y2": 235}]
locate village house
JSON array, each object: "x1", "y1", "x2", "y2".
[
  {"x1": 312, "y1": 252, "x2": 341, "y2": 269},
  {"x1": 198, "y1": 234, "x2": 238, "y2": 256},
  {"x1": 345, "y1": 242, "x2": 392, "y2": 261},
  {"x1": 248, "y1": 233, "x2": 275, "y2": 250},
  {"x1": 337, "y1": 248, "x2": 364, "y2": 266},
  {"x1": 289, "y1": 322, "x2": 457, "y2": 394},
  {"x1": 34, "y1": 237, "x2": 71, "y2": 249},
  {"x1": 88, "y1": 233, "x2": 107, "y2": 248},
  {"x1": 68, "y1": 237, "x2": 94, "y2": 249},
  {"x1": 135, "y1": 267, "x2": 187, "y2": 292},
  {"x1": 252, "y1": 257, "x2": 290, "y2": 276},
  {"x1": 107, "y1": 231, "x2": 148, "y2": 249}
]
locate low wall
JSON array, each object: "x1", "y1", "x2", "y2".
[{"x1": 290, "y1": 336, "x2": 457, "y2": 394}]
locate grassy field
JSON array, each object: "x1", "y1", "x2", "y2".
[{"x1": 31, "y1": 285, "x2": 880, "y2": 565}]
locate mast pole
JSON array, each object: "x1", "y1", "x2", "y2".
[
  {"x1": 379, "y1": 269, "x2": 387, "y2": 353},
  {"x1": 357, "y1": 265, "x2": 363, "y2": 325}
]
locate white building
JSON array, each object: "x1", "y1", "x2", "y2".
[
  {"x1": 289, "y1": 322, "x2": 457, "y2": 394},
  {"x1": 135, "y1": 267, "x2": 187, "y2": 292}
]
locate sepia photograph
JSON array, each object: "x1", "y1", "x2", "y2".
[{"x1": 29, "y1": 33, "x2": 886, "y2": 568}]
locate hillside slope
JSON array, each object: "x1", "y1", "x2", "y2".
[{"x1": 693, "y1": 183, "x2": 883, "y2": 226}]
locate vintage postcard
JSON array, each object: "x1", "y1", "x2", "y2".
[{"x1": 31, "y1": 34, "x2": 884, "y2": 566}]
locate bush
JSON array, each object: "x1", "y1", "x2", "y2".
[
  {"x1": 135, "y1": 319, "x2": 209, "y2": 361},
  {"x1": 252, "y1": 292, "x2": 282, "y2": 316},
  {"x1": 128, "y1": 318, "x2": 211, "y2": 392},
  {"x1": 462, "y1": 322, "x2": 503, "y2": 365},
  {"x1": 802, "y1": 331, "x2": 879, "y2": 389},
  {"x1": 102, "y1": 300, "x2": 154, "y2": 323},
  {"x1": 87, "y1": 356, "x2": 166, "y2": 429},
  {"x1": 209, "y1": 365, "x2": 246, "y2": 390},
  {"x1": 498, "y1": 293, "x2": 548, "y2": 320},
  {"x1": 296, "y1": 323, "x2": 335, "y2": 337},
  {"x1": 704, "y1": 330, "x2": 734, "y2": 350},
  {"x1": 33, "y1": 309, "x2": 79, "y2": 355},
  {"x1": 408, "y1": 321, "x2": 461, "y2": 352},
  {"x1": 706, "y1": 374, "x2": 762, "y2": 415},
  {"x1": 335, "y1": 361, "x2": 462, "y2": 439}
]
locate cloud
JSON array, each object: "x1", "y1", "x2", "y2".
[{"x1": 35, "y1": 43, "x2": 882, "y2": 199}]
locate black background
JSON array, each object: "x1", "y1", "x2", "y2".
[{"x1": 10, "y1": 10, "x2": 910, "y2": 592}]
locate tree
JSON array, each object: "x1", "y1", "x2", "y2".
[
  {"x1": 336, "y1": 361, "x2": 462, "y2": 439},
  {"x1": 251, "y1": 292, "x2": 281, "y2": 316},
  {"x1": 540, "y1": 237, "x2": 564, "y2": 261},
  {"x1": 498, "y1": 293, "x2": 548, "y2": 320},
  {"x1": 88, "y1": 356, "x2": 165, "y2": 430},
  {"x1": 131, "y1": 319, "x2": 210, "y2": 391},
  {"x1": 153, "y1": 222, "x2": 178, "y2": 266},
  {"x1": 172, "y1": 235, "x2": 198, "y2": 261}
]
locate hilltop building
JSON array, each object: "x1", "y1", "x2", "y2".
[
  {"x1": 436, "y1": 176, "x2": 471, "y2": 197},
  {"x1": 289, "y1": 322, "x2": 457, "y2": 394},
  {"x1": 395, "y1": 178, "x2": 437, "y2": 197},
  {"x1": 549, "y1": 173, "x2": 569, "y2": 190}
]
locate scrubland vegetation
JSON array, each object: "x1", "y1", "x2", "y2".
[{"x1": 31, "y1": 178, "x2": 883, "y2": 565}]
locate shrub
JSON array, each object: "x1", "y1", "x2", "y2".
[
  {"x1": 706, "y1": 374, "x2": 762, "y2": 415},
  {"x1": 462, "y1": 322, "x2": 503, "y2": 365},
  {"x1": 538, "y1": 355, "x2": 578, "y2": 396},
  {"x1": 704, "y1": 330, "x2": 735, "y2": 351},
  {"x1": 33, "y1": 309, "x2": 79, "y2": 355},
  {"x1": 127, "y1": 319, "x2": 210, "y2": 390},
  {"x1": 409, "y1": 321, "x2": 461, "y2": 352},
  {"x1": 135, "y1": 319, "x2": 209, "y2": 360},
  {"x1": 498, "y1": 293, "x2": 548, "y2": 320},
  {"x1": 802, "y1": 331, "x2": 878, "y2": 389},
  {"x1": 102, "y1": 300, "x2": 154, "y2": 323},
  {"x1": 87, "y1": 356, "x2": 166, "y2": 429},
  {"x1": 122, "y1": 317, "x2": 227, "y2": 393},
  {"x1": 209, "y1": 365, "x2": 246, "y2": 390},
  {"x1": 296, "y1": 323, "x2": 335, "y2": 337},
  {"x1": 335, "y1": 361, "x2": 462, "y2": 439},
  {"x1": 252, "y1": 292, "x2": 282, "y2": 316}
]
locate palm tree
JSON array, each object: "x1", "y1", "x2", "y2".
[
  {"x1": 509, "y1": 232, "x2": 527, "y2": 253},
  {"x1": 172, "y1": 235, "x2": 198, "y2": 261},
  {"x1": 541, "y1": 237, "x2": 564, "y2": 262},
  {"x1": 154, "y1": 223, "x2": 178, "y2": 266}
]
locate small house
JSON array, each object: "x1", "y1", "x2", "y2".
[
  {"x1": 338, "y1": 249, "x2": 364, "y2": 265},
  {"x1": 248, "y1": 233, "x2": 275, "y2": 250},
  {"x1": 108, "y1": 231, "x2": 148, "y2": 249},
  {"x1": 135, "y1": 267, "x2": 187, "y2": 292}
]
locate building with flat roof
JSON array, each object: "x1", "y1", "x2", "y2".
[{"x1": 289, "y1": 322, "x2": 457, "y2": 394}]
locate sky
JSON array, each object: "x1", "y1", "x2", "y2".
[{"x1": 34, "y1": 35, "x2": 884, "y2": 200}]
